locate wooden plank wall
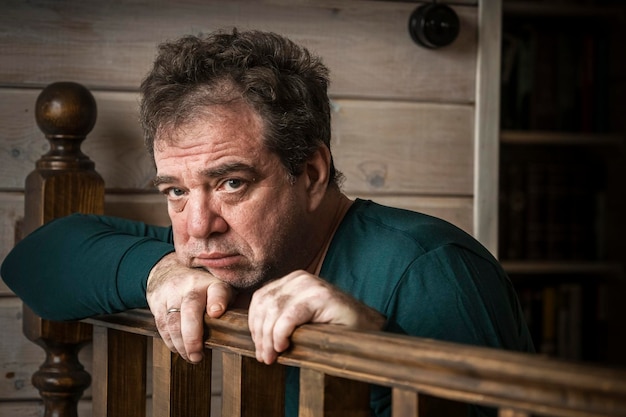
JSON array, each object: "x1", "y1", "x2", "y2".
[{"x1": 0, "y1": 0, "x2": 482, "y2": 414}]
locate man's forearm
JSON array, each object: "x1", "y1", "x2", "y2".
[{"x1": 1, "y1": 213, "x2": 174, "y2": 320}]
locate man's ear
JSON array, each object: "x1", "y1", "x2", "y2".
[{"x1": 304, "y1": 145, "x2": 331, "y2": 211}]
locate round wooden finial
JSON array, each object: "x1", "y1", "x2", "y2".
[{"x1": 35, "y1": 81, "x2": 97, "y2": 137}]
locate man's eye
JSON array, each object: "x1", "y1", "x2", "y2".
[
  {"x1": 165, "y1": 188, "x2": 185, "y2": 198},
  {"x1": 222, "y1": 179, "x2": 244, "y2": 192}
]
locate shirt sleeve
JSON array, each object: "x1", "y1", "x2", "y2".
[{"x1": 1, "y1": 213, "x2": 175, "y2": 321}]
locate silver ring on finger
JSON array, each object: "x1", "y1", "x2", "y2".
[{"x1": 167, "y1": 307, "x2": 181, "y2": 314}]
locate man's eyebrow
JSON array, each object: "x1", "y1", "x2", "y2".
[
  {"x1": 153, "y1": 163, "x2": 258, "y2": 187},
  {"x1": 153, "y1": 175, "x2": 177, "y2": 187},
  {"x1": 200, "y1": 162, "x2": 258, "y2": 178}
]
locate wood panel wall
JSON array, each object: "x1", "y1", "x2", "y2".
[{"x1": 0, "y1": 0, "x2": 492, "y2": 414}]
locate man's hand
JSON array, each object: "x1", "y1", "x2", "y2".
[
  {"x1": 147, "y1": 253, "x2": 236, "y2": 363},
  {"x1": 248, "y1": 270, "x2": 386, "y2": 364}
]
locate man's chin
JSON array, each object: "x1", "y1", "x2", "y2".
[{"x1": 207, "y1": 268, "x2": 266, "y2": 291}]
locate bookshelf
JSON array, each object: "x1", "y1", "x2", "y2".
[{"x1": 499, "y1": 1, "x2": 626, "y2": 366}]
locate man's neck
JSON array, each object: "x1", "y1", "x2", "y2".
[{"x1": 306, "y1": 192, "x2": 353, "y2": 276}]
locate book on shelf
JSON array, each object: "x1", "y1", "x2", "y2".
[
  {"x1": 545, "y1": 162, "x2": 570, "y2": 260},
  {"x1": 541, "y1": 286, "x2": 557, "y2": 356},
  {"x1": 499, "y1": 157, "x2": 527, "y2": 259},
  {"x1": 525, "y1": 160, "x2": 548, "y2": 260},
  {"x1": 557, "y1": 284, "x2": 582, "y2": 360},
  {"x1": 528, "y1": 26, "x2": 559, "y2": 130},
  {"x1": 518, "y1": 283, "x2": 583, "y2": 360}
]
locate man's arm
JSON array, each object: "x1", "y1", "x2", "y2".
[
  {"x1": 1, "y1": 213, "x2": 174, "y2": 320},
  {"x1": 2, "y1": 212, "x2": 239, "y2": 364}
]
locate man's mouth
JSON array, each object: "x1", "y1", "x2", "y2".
[{"x1": 193, "y1": 252, "x2": 242, "y2": 269}]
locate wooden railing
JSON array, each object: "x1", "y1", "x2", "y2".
[
  {"x1": 21, "y1": 82, "x2": 626, "y2": 417},
  {"x1": 86, "y1": 308, "x2": 626, "y2": 417}
]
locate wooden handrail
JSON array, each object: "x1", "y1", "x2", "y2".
[
  {"x1": 87, "y1": 309, "x2": 626, "y2": 417},
  {"x1": 207, "y1": 311, "x2": 626, "y2": 417}
]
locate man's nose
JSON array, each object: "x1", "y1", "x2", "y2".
[{"x1": 186, "y1": 193, "x2": 228, "y2": 238}]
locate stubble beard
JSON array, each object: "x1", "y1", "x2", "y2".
[
  {"x1": 231, "y1": 220, "x2": 311, "y2": 292},
  {"x1": 184, "y1": 212, "x2": 311, "y2": 292}
]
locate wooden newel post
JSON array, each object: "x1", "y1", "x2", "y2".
[{"x1": 22, "y1": 81, "x2": 105, "y2": 417}]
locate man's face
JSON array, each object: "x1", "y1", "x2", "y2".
[{"x1": 153, "y1": 102, "x2": 311, "y2": 290}]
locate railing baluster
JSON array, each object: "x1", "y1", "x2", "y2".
[
  {"x1": 92, "y1": 327, "x2": 147, "y2": 417},
  {"x1": 298, "y1": 368, "x2": 326, "y2": 417},
  {"x1": 299, "y1": 368, "x2": 369, "y2": 417},
  {"x1": 392, "y1": 388, "x2": 419, "y2": 417},
  {"x1": 22, "y1": 81, "x2": 104, "y2": 417},
  {"x1": 221, "y1": 351, "x2": 285, "y2": 417},
  {"x1": 499, "y1": 408, "x2": 531, "y2": 417},
  {"x1": 152, "y1": 339, "x2": 212, "y2": 417}
]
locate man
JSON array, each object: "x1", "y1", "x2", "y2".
[{"x1": 2, "y1": 29, "x2": 534, "y2": 416}]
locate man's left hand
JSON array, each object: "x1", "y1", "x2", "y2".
[{"x1": 247, "y1": 270, "x2": 386, "y2": 364}]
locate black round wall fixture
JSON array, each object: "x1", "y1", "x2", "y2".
[{"x1": 408, "y1": 3, "x2": 460, "y2": 49}]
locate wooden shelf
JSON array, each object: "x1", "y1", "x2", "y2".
[
  {"x1": 500, "y1": 130, "x2": 625, "y2": 147},
  {"x1": 502, "y1": 260, "x2": 623, "y2": 276},
  {"x1": 500, "y1": 0, "x2": 626, "y2": 365}
]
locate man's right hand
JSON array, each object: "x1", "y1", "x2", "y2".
[{"x1": 146, "y1": 252, "x2": 236, "y2": 363}]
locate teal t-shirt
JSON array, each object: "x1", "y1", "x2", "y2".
[
  {"x1": 2, "y1": 199, "x2": 534, "y2": 417},
  {"x1": 283, "y1": 200, "x2": 534, "y2": 416}
]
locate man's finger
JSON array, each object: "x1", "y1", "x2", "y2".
[
  {"x1": 165, "y1": 308, "x2": 187, "y2": 360},
  {"x1": 154, "y1": 312, "x2": 174, "y2": 351},
  {"x1": 206, "y1": 280, "x2": 236, "y2": 318},
  {"x1": 180, "y1": 294, "x2": 206, "y2": 363}
]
